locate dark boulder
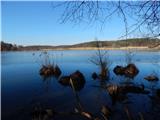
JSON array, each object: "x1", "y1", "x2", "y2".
[
  {"x1": 39, "y1": 65, "x2": 54, "y2": 76},
  {"x1": 39, "y1": 65, "x2": 62, "y2": 78},
  {"x1": 70, "y1": 70, "x2": 86, "y2": 91},
  {"x1": 144, "y1": 75, "x2": 159, "y2": 81},
  {"x1": 113, "y1": 66, "x2": 125, "y2": 75},
  {"x1": 70, "y1": 70, "x2": 85, "y2": 80},
  {"x1": 106, "y1": 84, "x2": 149, "y2": 105},
  {"x1": 92, "y1": 72, "x2": 98, "y2": 80},
  {"x1": 58, "y1": 70, "x2": 86, "y2": 91},
  {"x1": 54, "y1": 65, "x2": 62, "y2": 77},
  {"x1": 113, "y1": 64, "x2": 139, "y2": 78},
  {"x1": 59, "y1": 76, "x2": 70, "y2": 86},
  {"x1": 119, "y1": 84, "x2": 149, "y2": 94},
  {"x1": 40, "y1": 66, "x2": 46, "y2": 75},
  {"x1": 120, "y1": 84, "x2": 149, "y2": 94},
  {"x1": 124, "y1": 64, "x2": 139, "y2": 78},
  {"x1": 106, "y1": 85, "x2": 127, "y2": 105},
  {"x1": 31, "y1": 105, "x2": 56, "y2": 120}
]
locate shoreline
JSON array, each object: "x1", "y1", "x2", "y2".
[
  {"x1": 42, "y1": 46, "x2": 160, "y2": 51},
  {"x1": 1, "y1": 46, "x2": 160, "y2": 52}
]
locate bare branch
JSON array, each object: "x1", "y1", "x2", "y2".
[{"x1": 54, "y1": 1, "x2": 160, "y2": 38}]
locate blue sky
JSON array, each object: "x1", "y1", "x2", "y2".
[{"x1": 2, "y1": 1, "x2": 134, "y2": 46}]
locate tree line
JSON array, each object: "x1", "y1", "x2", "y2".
[{"x1": 1, "y1": 38, "x2": 159, "y2": 51}]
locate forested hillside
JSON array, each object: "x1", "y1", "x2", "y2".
[{"x1": 1, "y1": 38, "x2": 159, "y2": 51}]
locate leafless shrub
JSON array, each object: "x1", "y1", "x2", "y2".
[{"x1": 90, "y1": 38, "x2": 111, "y2": 79}]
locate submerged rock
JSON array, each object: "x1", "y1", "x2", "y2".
[
  {"x1": 144, "y1": 75, "x2": 159, "y2": 81},
  {"x1": 107, "y1": 84, "x2": 127, "y2": 105},
  {"x1": 106, "y1": 84, "x2": 149, "y2": 104},
  {"x1": 59, "y1": 76, "x2": 70, "y2": 86},
  {"x1": 92, "y1": 72, "x2": 98, "y2": 80},
  {"x1": 39, "y1": 65, "x2": 54, "y2": 76},
  {"x1": 92, "y1": 70, "x2": 109, "y2": 80},
  {"x1": 39, "y1": 64, "x2": 62, "y2": 78},
  {"x1": 107, "y1": 84, "x2": 148, "y2": 96},
  {"x1": 124, "y1": 64, "x2": 139, "y2": 78},
  {"x1": 59, "y1": 70, "x2": 86, "y2": 91},
  {"x1": 113, "y1": 64, "x2": 139, "y2": 78},
  {"x1": 32, "y1": 105, "x2": 55, "y2": 120},
  {"x1": 113, "y1": 66, "x2": 125, "y2": 75},
  {"x1": 54, "y1": 65, "x2": 62, "y2": 77},
  {"x1": 119, "y1": 84, "x2": 149, "y2": 94},
  {"x1": 70, "y1": 70, "x2": 86, "y2": 91}
]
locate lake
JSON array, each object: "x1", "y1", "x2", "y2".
[{"x1": 1, "y1": 50, "x2": 160, "y2": 120}]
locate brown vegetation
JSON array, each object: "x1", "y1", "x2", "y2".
[
  {"x1": 90, "y1": 39, "x2": 111, "y2": 80},
  {"x1": 39, "y1": 64, "x2": 61, "y2": 78}
]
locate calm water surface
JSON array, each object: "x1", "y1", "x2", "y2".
[{"x1": 1, "y1": 50, "x2": 160, "y2": 120}]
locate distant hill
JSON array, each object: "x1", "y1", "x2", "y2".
[
  {"x1": 69, "y1": 38, "x2": 160, "y2": 48},
  {"x1": 1, "y1": 38, "x2": 160, "y2": 51}
]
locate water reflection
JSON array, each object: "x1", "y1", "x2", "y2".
[{"x1": 42, "y1": 77, "x2": 53, "y2": 93}]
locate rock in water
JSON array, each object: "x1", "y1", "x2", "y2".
[
  {"x1": 113, "y1": 66, "x2": 125, "y2": 75},
  {"x1": 40, "y1": 65, "x2": 47, "y2": 75},
  {"x1": 39, "y1": 65, "x2": 54, "y2": 76},
  {"x1": 119, "y1": 84, "x2": 150, "y2": 94},
  {"x1": 92, "y1": 72, "x2": 98, "y2": 80},
  {"x1": 113, "y1": 64, "x2": 139, "y2": 78},
  {"x1": 54, "y1": 65, "x2": 62, "y2": 77},
  {"x1": 59, "y1": 76, "x2": 70, "y2": 86},
  {"x1": 39, "y1": 64, "x2": 62, "y2": 78},
  {"x1": 70, "y1": 70, "x2": 86, "y2": 91},
  {"x1": 58, "y1": 70, "x2": 86, "y2": 91},
  {"x1": 124, "y1": 64, "x2": 139, "y2": 78},
  {"x1": 144, "y1": 75, "x2": 159, "y2": 81}
]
